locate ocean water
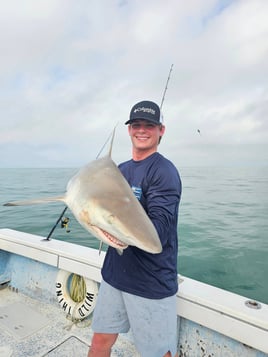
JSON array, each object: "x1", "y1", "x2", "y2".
[{"x1": 0, "y1": 167, "x2": 267, "y2": 304}]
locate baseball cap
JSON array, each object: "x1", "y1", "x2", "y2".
[{"x1": 125, "y1": 100, "x2": 163, "y2": 125}]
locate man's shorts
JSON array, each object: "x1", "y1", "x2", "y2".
[{"x1": 92, "y1": 280, "x2": 179, "y2": 357}]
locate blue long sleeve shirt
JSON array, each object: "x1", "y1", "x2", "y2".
[{"x1": 101, "y1": 152, "x2": 182, "y2": 299}]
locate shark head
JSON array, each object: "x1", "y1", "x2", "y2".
[{"x1": 65, "y1": 156, "x2": 162, "y2": 254}]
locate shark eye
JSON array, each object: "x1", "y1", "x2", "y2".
[{"x1": 107, "y1": 214, "x2": 115, "y2": 224}]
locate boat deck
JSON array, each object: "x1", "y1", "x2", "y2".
[{"x1": 0, "y1": 287, "x2": 140, "y2": 357}]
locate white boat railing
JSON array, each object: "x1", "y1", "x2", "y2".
[{"x1": 0, "y1": 228, "x2": 267, "y2": 354}]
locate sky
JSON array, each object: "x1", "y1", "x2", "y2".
[{"x1": 1, "y1": 0, "x2": 268, "y2": 168}]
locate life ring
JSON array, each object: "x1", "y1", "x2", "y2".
[{"x1": 55, "y1": 270, "x2": 98, "y2": 320}]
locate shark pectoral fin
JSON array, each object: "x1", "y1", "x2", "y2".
[{"x1": 3, "y1": 196, "x2": 65, "y2": 206}]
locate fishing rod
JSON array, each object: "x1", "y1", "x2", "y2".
[
  {"x1": 44, "y1": 127, "x2": 116, "y2": 241},
  {"x1": 160, "y1": 63, "x2": 174, "y2": 110},
  {"x1": 45, "y1": 206, "x2": 68, "y2": 241}
]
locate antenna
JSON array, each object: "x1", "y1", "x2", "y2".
[{"x1": 160, "y1": 64, "x2": 174, "y2": 110}]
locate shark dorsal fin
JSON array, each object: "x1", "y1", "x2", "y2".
[
  {"x1": 96, "y1": 124, "x2": 118, "y2": 159},
  {"x1": 108, "y1": 125, "x2": 117, "y2": 158}
]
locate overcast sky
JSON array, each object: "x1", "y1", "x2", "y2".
[{"x1": 1, "y1": 0, "x2": 268, "y2": 168}]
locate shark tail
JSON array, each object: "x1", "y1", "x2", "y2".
[{"x1": 3, "y1": 196, "x2": 65, "y2": 207}]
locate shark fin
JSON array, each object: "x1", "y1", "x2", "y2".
[
  {"x1": 3, "y1": 196, "x2": 65, "y2": 206},
  {"x1": 108, "y1": 123, "x2": 119, "y2": 158}
]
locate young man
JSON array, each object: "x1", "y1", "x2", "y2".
[{"x1": 88, "y1": 100, "x2": 182, "y2": 357}]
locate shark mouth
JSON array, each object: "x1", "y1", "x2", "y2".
[{"x1": 99, "y1": 228, "x2": 128, "y2": 249}]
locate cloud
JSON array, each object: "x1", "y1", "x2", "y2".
[{"x1": 0, "y1": 0, "x2": 268, "y2": 167}]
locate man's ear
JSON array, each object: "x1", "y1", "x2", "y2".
[{"x1": 160, "y1": 124, "x2": 166, "y2": 134}]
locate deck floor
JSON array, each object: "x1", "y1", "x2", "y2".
[{"x1": 0, "y1": 287, "x2": 140, "y2": 357}]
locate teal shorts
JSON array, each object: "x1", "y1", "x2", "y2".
[{"x1": 92, "y1": 280, "x2": 179, "y2": 357}]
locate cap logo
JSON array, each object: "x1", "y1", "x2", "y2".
[{"x1": 133, "y1": 107, "x2": 156, "y2": 115}]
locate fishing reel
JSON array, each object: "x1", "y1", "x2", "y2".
[{"x1": 61, "y1": 217, "x2": 70, "y2": 233}]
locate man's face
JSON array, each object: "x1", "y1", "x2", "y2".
[{"x1": 128, "y1": 120, "x2": 165, "y2": 152}]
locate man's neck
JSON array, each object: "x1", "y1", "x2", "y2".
[{"x1": 132, "y1": 148, "x2": 157, "y2": 161}]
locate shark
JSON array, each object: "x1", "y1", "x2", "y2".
[{"x1": 3, "y1": 129, "x2": 162, "y2": 255}]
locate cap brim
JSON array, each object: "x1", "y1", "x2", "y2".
[{"x1": 125, "y1": 118, "x2": 161, "y2": 125}]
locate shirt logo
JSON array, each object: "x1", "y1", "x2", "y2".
[{"x1": 132, "y1": 186, "x2": 142, "y2": 200}]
